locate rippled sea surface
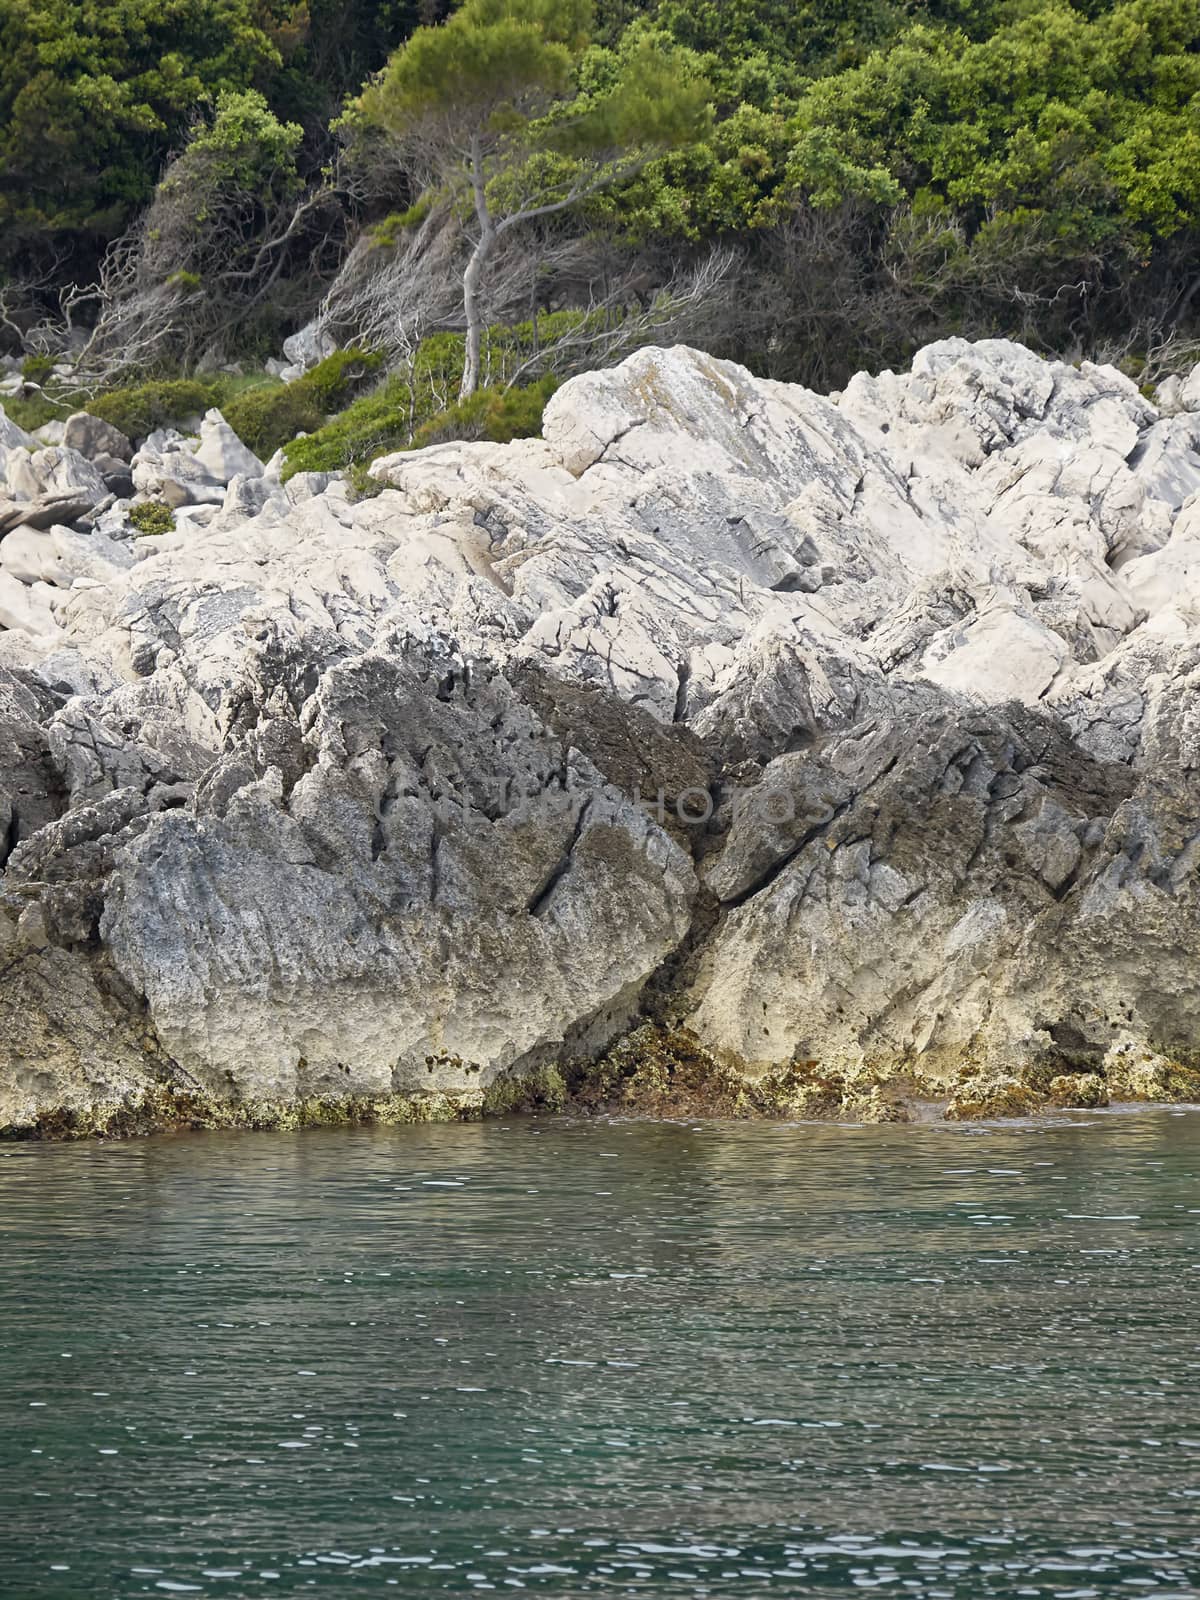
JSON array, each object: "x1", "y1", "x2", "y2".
[{"x1": 2, "y1": 1111, "x2": 1199, "y2": 1598}]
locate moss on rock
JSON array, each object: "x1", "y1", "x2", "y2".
[
  {"x1": 556, "y1": 1026, "x2": 914, "y2": 1122},
  {"x1": 944, "y1": 1077, "x2": 1043, "y2": 1121},
  {"x1": 481, "y1": 1064, "x2": 567, "y2": 1116},
  {"x1": 1, "y1": 1083, "x2": 489, "y2": 1141},
  {"x1": 1106, "y1": 1053, "x2": 1200, "y2": 1104},
  {"x1": 1047, "y1": 1072, "x2": 1109, "y2": 1108}
]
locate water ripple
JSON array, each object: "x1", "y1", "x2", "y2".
[{"x1": 1, "y1": 1110, "x2": 1198, "y2": 1596}]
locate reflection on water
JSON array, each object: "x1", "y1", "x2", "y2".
[{"x1": 1, "y1": 1110, "x2": 1198, "y2": 1597}]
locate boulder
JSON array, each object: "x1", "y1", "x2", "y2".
[
  {"x1": 4, "y1": 444, "x2": 107, "y2": 503},
  {"x1": 282, "y1": 320, "x2": 336, "y2": 373},
  {"x1": 63, "y1": 411, "x2": 133, "y2": 463},
  {"x1": 131, "y1": 445, "x2": 225, "y2": 507},
  {"x1": 0, "y1": 490, "x2": 100, "y2": 534},
  {"x1": 222, "y1": 473, "x2": 272, "y2": 517},
  {"x1": 0, "y1": 404, "x2": 36, "y2": 452},
  {"x1": 1156, "y1": 374, "x2": 1185, "y2": 415},
  {"x1": 1129, "y1": 414, "x2": 1200, "y2": 513},
  {"x1": 0, "y1": 569, "x2": 61, "y2": 636},
  {"x1": 193, "y1": 409, "x2": 264, "y2": 484},
  {"x1": 0, "y1": 526, "x2": 56, "y2": 584},
  {"x1": 0, "y1": 524, "x2": 135, "y2": 587},
  {"x1": 92, "y1": 453, "x2": 135, "y2": 496}
]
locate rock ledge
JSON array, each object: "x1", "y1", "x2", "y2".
[{"x1": 5, "y1": 338, "x2": 1200, "y2": 1131}]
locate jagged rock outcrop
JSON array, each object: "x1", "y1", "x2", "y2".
[{"x1": 4, "y1": 337, "x2": 1200, "y2": 1132}]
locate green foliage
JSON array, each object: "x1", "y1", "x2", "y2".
[
  {"x1": 163, "y1": 89, "x2": 303, "y2": 209},
  {"x1": 598, "y1": 0, "x2": 909, "y2": 96},
  {"x1": 87, "y1": 378, "x2": 226, "y2": 440},
  {"x1": 281, "y1": 375, "x2": 414, "y2": 475},
  {"x1": 281, "y1": 319, "x2": 571, "y2": 475},
  {"x1": 361, "y1": 0, "x2": 580, "y2": 131},
  {"x1": 8, "y1": 0, "x2": 1200, "y2": 405},
  {"x1": 409, "y1": 371, "x2": 559, "y2": 446},
  {"x1": 222, "y1": 346, "x2": 382, "y2": 455},
  {"x1": 0, "y1": 0, "x2": 285, "y2": 271},
  {"x1": 19, "y1": 354, "x2": 54, "y2": 383},
  {"x1": 269, "y1": 0, "x2": 424, "y2": 124},
  {"x1": 587, "y1": 97, "x2": 794, "y2": 236},
  {"x1": 367, "y1": 192, "x2": 436, "y2": 247},
  {"x1": 221, "y1": 380, "x2": 317, "y2": 455},
  {"x1": 128, "y1": 500, "x2": 176, "y2": 536},
  {"x1": 353, "y1": 0, "x2": 711, "y2": 397},
  {"x1": 0, "y1": 0, "x2": 421, "y2": 279},
  {"x1": 1, "y1": 389, "x2": 79, "y2": 431},
  {"x1": 358, "y1": 0, "x2": 712, "y2": 174},
  {"x1": 789, "y1": 0, "x2": 1200, "y2": 243}
]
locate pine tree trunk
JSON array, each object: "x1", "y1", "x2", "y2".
[
  {"x1": 461, "y1": 139, "x2": 493, "y2": 401},
  {"x1": 460, "y1": 239, "x2": 488, "y2": 400}
]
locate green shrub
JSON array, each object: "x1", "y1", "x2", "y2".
[
  {"x1": 128, "y1": 499, "x2": 175, "y2": 536},
  {"x1": 346, "y1": 461, "x2": 387, "y2": 501},
  {"x1": 280, "y1": 375, "x2": 415, "y2": 477},
  {"x1": 88, "y1": 378, "x2": 225, "y2": 441},
  {"x1": 20, "y1": 353, "x2": 54, "y2": 383},
  {"x1": 367, "y1": 192, "x2": 436, "y2": 248},
  {"x1": 284, "y1": 371, "x2": 558, "y2": 481},
  {"x1": 2, "y1": 389, "x2": 85, "y2": 431},
  {"x1": 280, "y1": 317, "x2": 579, "y2": 479},
  {"x1": 221, "y1": 380, "x2": 317, "y2": 457},
  {"x1": 409, "y1": 374, "x2": 560, "y2": 449},
  {"x1": 223, "y1": 346, "x2": 382, "y2": 456}
]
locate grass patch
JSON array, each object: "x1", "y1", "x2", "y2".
[
  {"x1": 410, "y1": 374, "x2": 558, "y2": 449},
  {"x1": 1, "y1": 388, "x2": 86, "y2": 431}
]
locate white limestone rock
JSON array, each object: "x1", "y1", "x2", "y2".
[
  {"x1": 0, "y1": 524, "x2": 135, "y2": 588},
  {"x1": 193, "y1": 409, "x2": 264, "y2": 484},
  {"x1": 132, "y1": 442, "x2": 225, "y2": 507},
  {"x1": 0, "y1": 404, "x2": 36, "y2": 453},
  {"x1": 4, "y1": 444, "x2": 107, "y2": 503},
  {"x1": 0, "y1": 569, "x2": 62, "y2": 638},
  {"x1": 63, "y1": 411, "x2": 133, "y2": 464},
  {"x1": 282, "y1": 320, "x2": 336, "y2": 372},
  {"x1": 9, "y1": 337, "x2": 1200, "y2": 1130}
]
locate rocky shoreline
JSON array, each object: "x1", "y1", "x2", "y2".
[{"x1": 5, "y1": 338, "x2": 1200, "y2": 1136}]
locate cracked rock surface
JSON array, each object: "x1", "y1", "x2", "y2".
[{"x1": 4, "y1": 337, "x2": 1200, "y2": 1130}]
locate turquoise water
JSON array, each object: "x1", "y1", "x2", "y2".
[{"x1": 1, "y1": 1110, "x2": 1199, "y2": 1598}]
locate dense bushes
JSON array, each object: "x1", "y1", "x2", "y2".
[
  {"x1": 408, "y1": 375, "x2": 560, "y2": 449},
  {"x1": 281, "y1": 320, "x2": 578, "y2": 476},
  {"x1": 222, "y1": 348, "x2": 382, "y2": 456},
  {"x1": 87, "y1": 379, "x2": 229, "y2": 441},
  {"x1": 0, "y1": 0, "x2": 419, "y2": 280},
  {"x1": 0, "y1": 0, "x2": 283, "y2": 277},
  {"x1": 790, "y1": 1, "x2": 1200, "y2": 244}
]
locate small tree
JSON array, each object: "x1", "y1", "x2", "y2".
[{"x1": 354, "y1": 0, "x2": 711, "y2": 396}]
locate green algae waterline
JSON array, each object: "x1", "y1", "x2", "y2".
[{"x1": 2, "y1": 1109, "x2": 1198, "y2": 1598}]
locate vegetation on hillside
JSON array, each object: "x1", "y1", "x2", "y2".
[{"x1": 2, "y1": 0, "x2": 1198, "y2": 465}]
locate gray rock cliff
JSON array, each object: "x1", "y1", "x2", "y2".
[{"x1": 4, "y1": 338, "x2": 1200, "y2": 1130}]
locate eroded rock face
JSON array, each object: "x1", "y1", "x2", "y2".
[{"x1": 5, "y1": 338, "x2": 1200, "y2": 1130}]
